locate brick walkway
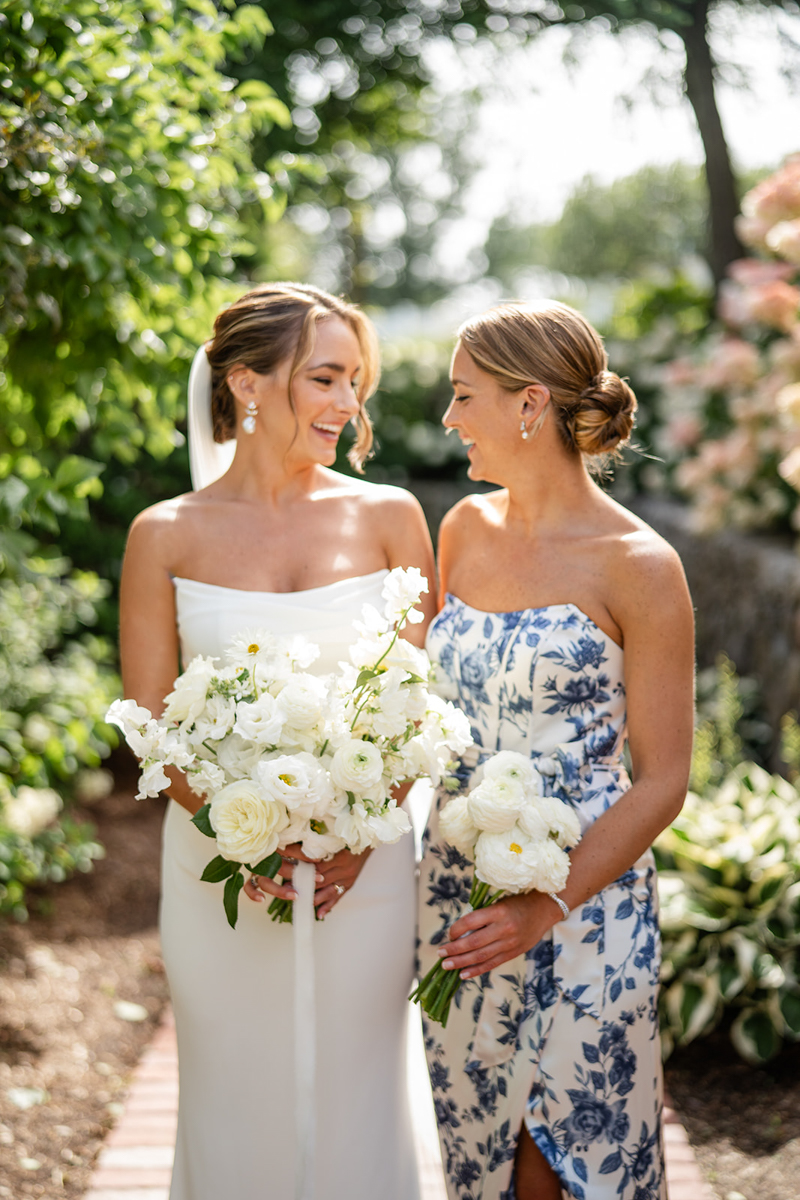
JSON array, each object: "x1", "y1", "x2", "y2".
[{"x1": 84, "y1": 1007, "x2": 714, "y2": 1200}]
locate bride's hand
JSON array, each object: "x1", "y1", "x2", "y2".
[
  {"x1": 244, "y1": 845, "x2": 324, "y2": 904},
  {"x1": 437, "y1": 892, "x2": 563, "y2": 979},
  {"x1": 314, "y1": 847, "x2": 373, "y2": 918}
]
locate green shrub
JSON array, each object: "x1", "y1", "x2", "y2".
[{"x1": 657, "y1": 659, "x2": 800, "y2": 1063}]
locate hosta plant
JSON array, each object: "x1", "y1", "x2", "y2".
[{"x1": 656, "y1": 761, "x2": 800, "y2": 1064}]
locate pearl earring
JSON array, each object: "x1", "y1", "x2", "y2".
[
  {"x1": 242, "y1": 401, "x2": 258, "y2": 435},
  {"x1": 520, "y1": 420, "x2": 529, "y2": 441}
]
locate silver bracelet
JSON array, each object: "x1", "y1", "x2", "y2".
[{"x1": 547, "y1": 891, "x2": 570, "y2": 921}]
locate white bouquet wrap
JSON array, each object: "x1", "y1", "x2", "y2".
[
  {"x1": 412, "y1": 750, "x2": 581, "y2": 1026},
  {"x1": 107, "y1": 568, "x2": 472, "y2": 927}
]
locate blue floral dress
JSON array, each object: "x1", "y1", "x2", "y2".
[{"x1": 419, "y1": 597, "x2": 664, "y2": 1200}]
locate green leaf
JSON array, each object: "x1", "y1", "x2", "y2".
[
  {"x1": 200, "y1": 854, "x2": 239, "y2": 883},
  {"x1": 730, "y1": 1008, "x2": 782, "y2": 1064},
  {"x1": 247, "y1": 851, "x2": 282, "y2": 878},
  {"x1": 355, "y1": 668, "x2": 379, "y2": 688},
  {"x1": 191, "y1": 804, "x2": 215, "y2": 838},
  {"x1": 780, "y1": 991, "x2": 800, "y2": 1038},
  {"x1": 223, "y1": 871, "x2": 244, "y2": 929}
]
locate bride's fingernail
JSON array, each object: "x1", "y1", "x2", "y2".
[
  {"x1": 288, "y1": 891, "x2": 298, "y2": 900},
  {"x1": 442, "y1": 959, "x2": 454, "y2": 970},
  {"x1": 437, "y1": 948, "x2": 448, "y2": 958},
  {"x1": 315, "y1": 874, "x2": 325, "y2": 883},
  {"x1": 460, "y1": 970, "x2": 470, "y2": 980}
]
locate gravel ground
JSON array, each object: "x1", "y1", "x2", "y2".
[{"x1": 0, "y1": 770, "x2": 798, "y2": 1200}]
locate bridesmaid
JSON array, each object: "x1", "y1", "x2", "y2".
[{"x1": 418, "y1": 301, "x2": 694, "y2": 1200}]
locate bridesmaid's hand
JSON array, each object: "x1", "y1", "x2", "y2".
[
  {"x1": 244, "y1": 845, "x2": 324, "y2": 904},
  {"x1": 314, "y1": 847, "x2": 373, "y2": 918},
  {"x1": 438, "y1": 892, "x2": 564, "y2": 980}
]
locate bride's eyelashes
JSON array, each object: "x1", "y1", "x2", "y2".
[{"x1": 452, "y1": 393, "x2": 470, "y2": 403}]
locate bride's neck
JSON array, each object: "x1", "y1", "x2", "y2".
[{"x1": 215, "y1": 441, "x2": 328, "y2": 507}]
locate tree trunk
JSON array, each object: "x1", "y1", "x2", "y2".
[{"x1": 680, "y1": 0, "x2": 743, "y2": 285}]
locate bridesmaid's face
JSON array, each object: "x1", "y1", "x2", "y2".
[{"x1": 443, "y1": 342, "x2": 517, "y2": 482}]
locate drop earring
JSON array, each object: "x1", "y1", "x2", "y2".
[
  {"x1": 242, "y1": 401, "x2": 258, "y2": 435},
  {"x1": 520, "y1": 420, "x2": 529, "y2": 441}
]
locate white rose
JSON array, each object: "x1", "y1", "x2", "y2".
[
  {"x1": 330, "y1": 739, "x2": 384, "y2": 793},
  {"x1": 536, "y1": 796, "x2": 582, "y2": 849},
  {"x1": 257, "y1": 753, "x2": 334, "y2": 818},
  {"x1": 475, "y1": 827, "x2": 535, "y2": 893},
  {"x1": 233, "y1": 693, "x2": 283, "y2": 745},
  {"x1": 484, "y1": 750, "x2": 540, "y2": 795},
  {"x1": 193, "y1": 694, "x2": 237, "y2": 742},
  {"x1": 438, "y1": 794, "x2": 478, "y2": 858},
  {"x1": 2, "y1": 786, "x2": 62, "y2": 838},
  {"x1": 162, "y1": 656, "x2": 216, "y2": 724},
  {"x1": 382, "y1": 566, "x2": 429, "y2": 625},
  {"x1": 214, "y1": 734, "x2": 264, "y2": 780},
  {"x1": 522, "y1": 839, "x2": 571, "y2": 893},
  {"x1": 276, "y1": 674, "x2": 328, "y2": 729},
  {"x1": 467, "y1": 776, "x2": 526, "y2": 832},
  {"x1": 209, "y1": 780, "x2": 288, "y2": 863}
]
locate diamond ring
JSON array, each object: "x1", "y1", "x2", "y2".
[{"x1": 333, "y1": 883, "x2": 346, "y2": 897}]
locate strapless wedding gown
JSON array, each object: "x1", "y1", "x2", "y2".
[{"x1": 160, "y1": 570, "x2": 420, "y2": 1200}]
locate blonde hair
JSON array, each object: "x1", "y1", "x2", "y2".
[
  {"x1": 205, "y1": 282, "x2": 379, "y2": 471},
  {"x1": 457, "y1": 300, "x2": 637, "y2": 456}
]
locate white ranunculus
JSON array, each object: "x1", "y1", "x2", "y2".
[
  {"x1": 276, "y1": 674, "x2": 328, "y2": 730},
  {"x1": 105, "y1": 698, "x2": 153, "y2": 736},
  {"x1": 162, "y1": 656, "x2": 216, "y2": 724},
  {"x1": 439, "y1": 794, "x2": 479, "y2": 858},
  {"x1": 137, "y1": 760, "x2": 173, "y2": 800},
  {"x1": 484, "y1": 750, "x2": 540, "y2": 795},
  {"x1": 257, "y1": 752, "x2": 334, "y2": 818},
  {"x1": 209, "y1": 780, "x2": 288, "y2": 863},
  {"x1": 467, "y1": 776, "x2": 526, "y2": 832},
  {"x1": 475, "y1": 827, "x2": 534, "y2": 893},
  {"x1": 382, "y1": 566, "x2": 429, "y2": 625},
  {"x1": 522, "y1": 839, "x2": 571, "y2": 893},
  {"x1": 517, "y1": 801, "x2": 551, "y2": 842},
  {"x1": 2, "y1": 786, "x2": 62, "y2": 838},
  {"x1": 233, "y1": 693, "x2": 283, "y2": 745},
  {"x1": 330, "y1": 739, "x2": 384, "y2": 793},
  {"x1": 536, "y1": 796, "x2": 582, "y2": 849},
  {"x1": 192, "y1": 694, "x2": 237, "y2": 742}
]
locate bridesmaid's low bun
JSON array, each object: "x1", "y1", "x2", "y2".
[{"x1": 568, "y1": 371, "x2": 637, "y2": 456}]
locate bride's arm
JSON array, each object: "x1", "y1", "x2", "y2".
[
  {"x1": 119, "y1": 503, "x2": 205, "y2": 817},
  {"x1": 380, "y1": 488, "x2": 437, "y2": 645}
]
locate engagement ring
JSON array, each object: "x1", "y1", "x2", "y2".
[{"x1": 333, "y1": 883, "x2": 346, "y2": 897}]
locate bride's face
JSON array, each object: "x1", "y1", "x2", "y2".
[
  {"x1": 442, "y1": 342, "x2": 518, "y2": 482},
  {"x1": 238, "y1": 316, "x2": 363, "y2": 468}
]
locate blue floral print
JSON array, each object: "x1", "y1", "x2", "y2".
[{"x1": 419, "y1": 598, "x2": 665, "y2": 1200}]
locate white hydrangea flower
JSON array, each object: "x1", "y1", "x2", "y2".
[
  {"x1": 2, "y1": 786, "x2": 62, "y2": 838},
  {"x1": 438, "y1": 794, "x2": 478, "y2": 858},
  {"x1": 209, "y1": 780, "x2": 288, "y2": 863},
  {"x1": 467, "y1": 776, "x2": 526, "y2": 832},
  {"x1": 475, "y1": 827, "x2": 534, "y2": 893}
]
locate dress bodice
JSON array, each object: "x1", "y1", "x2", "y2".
[
  {"x1": 173, "y1": 569, "x2": 388, "y2": 675},
  {"x1": 426, "y1": 595, "x2": 628, "y2": 824}
]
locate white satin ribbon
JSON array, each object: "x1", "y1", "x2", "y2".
[{"x1": 293, "y1": 860, "x2": 316, "y2": 1200}]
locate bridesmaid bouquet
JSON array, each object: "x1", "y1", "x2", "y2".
[
  {"x1": 411, "y1": 751, "x2": 582, "y2": 1026},
  {"x1": 107, "y1": 568, "x2": 472, "y2": 927}
]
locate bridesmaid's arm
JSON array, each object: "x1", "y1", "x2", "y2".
[{"x1": 440, "y1": 538, "x2": 695, "y2": 979}]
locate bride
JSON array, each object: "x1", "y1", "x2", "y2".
[{"x1": 119, "y1": 282, "x2": 436, "y2": 1199}]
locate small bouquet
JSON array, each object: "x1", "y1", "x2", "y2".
[
  {"x1": 107, "y1": 568, "x2": 472, "y2": 927},
  {"x1": 411, "y1": 750, "x2": 582, "y2": 1027}
]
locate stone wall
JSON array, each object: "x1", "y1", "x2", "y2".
[{"x1": 406, "y1": 481, "x2": 800, "y2": 743}]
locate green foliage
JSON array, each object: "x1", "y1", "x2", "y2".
[
  {"x1": 0, "y1": 815, "x2": 104, "y2": 920},
  {"x1": 0, "y1": 0, "x2": 290, "y2": 543},
  {"x1": 657, "y1": 658, "x2": 800, "y2": 1064}
]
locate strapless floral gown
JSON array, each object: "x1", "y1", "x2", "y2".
[
  {"x1": 418, "y1": 597, "x2": 664, "y2": 1200},
  {"x1": 161, "y1": 570, "x2": 420, "y2": 1200}
]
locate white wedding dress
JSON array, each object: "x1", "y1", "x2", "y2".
[{"x1": 160, "y1": 569, "x2": 421, "y2": 1200}]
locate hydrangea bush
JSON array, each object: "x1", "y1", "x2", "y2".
[
  {"x1": 0, "y1": 568, "x2": 116, "y2": 917},
  {"x1": 655, "y1": 155, "x2": 800, "y2": 533},
  {"x1": 656, "y1": 658, "x2": 800, "y2": 1064}
]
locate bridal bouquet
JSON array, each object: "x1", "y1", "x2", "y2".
[
  {"x1": 411, "y1": 751, "x2": 582, "y2": 1026},
  {"x1": 107, "y1": 568, "x2": 472, "y2": 927}
]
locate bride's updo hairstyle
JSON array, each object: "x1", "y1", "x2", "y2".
[
  {"x1": 458, "y1": 300, "x2": 637, "y2": 457},
  {"x1": 205, "y1": 282, "x2": 380, "y2": 471}
]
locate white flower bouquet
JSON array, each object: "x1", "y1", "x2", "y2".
[
  {"x1": 412, "y1": 751, "x2": 582, "y2": 1026},
  {"x1": 107, "y1": 568, "x2": 472, "y2": 928}
]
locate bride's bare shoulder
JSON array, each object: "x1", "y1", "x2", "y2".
[
  {"x1": 319, "y1": 470, "x2": 426, "y2": 520},
  {"x1": 125, "y1": 492, "x2": 208, "y2": 560}
]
